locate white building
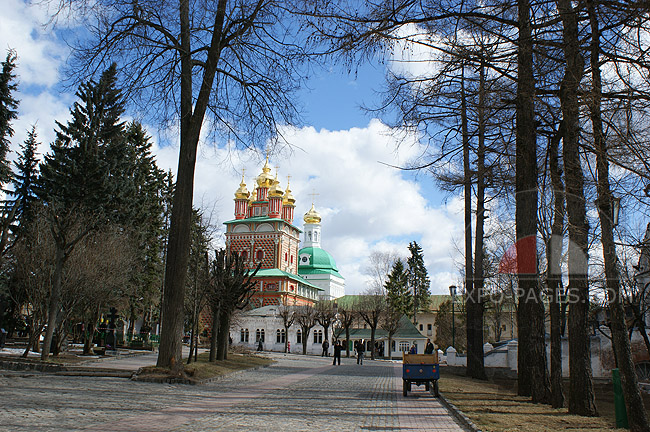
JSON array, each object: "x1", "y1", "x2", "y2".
[{"x1": 297, "y1": 204, "x2": 345, "y2": 299}]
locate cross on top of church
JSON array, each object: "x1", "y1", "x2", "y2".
[{"x1": 309, "y1": 190, "x2": 320, "y2": 205}]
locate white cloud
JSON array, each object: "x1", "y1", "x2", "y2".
[{"x1": 153, "y1": 119, "x2": 464, "y2": 295}]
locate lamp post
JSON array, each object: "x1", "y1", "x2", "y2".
[
  {"x1": 449, "y1": 285, "x2": 457, "y2": 348},
  {"x1": 612, "y1": 195, "x2": 621, "y2": 227}
]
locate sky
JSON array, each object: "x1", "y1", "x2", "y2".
[{"x1": 0, "y1": 0, "x2": 467, "y2": 295}]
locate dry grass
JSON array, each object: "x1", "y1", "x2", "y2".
[
  {"x1": 439, "y1": 370, "x2": 630, "y2": 431},
  {"x1": 136, "y1": 351, "x2": 274, "y2": 383}
]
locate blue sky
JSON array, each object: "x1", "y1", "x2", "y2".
[{"x1": 1, "y1": 0, "x2": 465, "y2": 295}]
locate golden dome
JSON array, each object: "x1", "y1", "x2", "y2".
[
  {"x1": 283, "y1": 180, "x2": 296, "y2": 206},
  {"x1": 269, "y1": 173, "x2": 284, "y2": 197},
  {"x1": 249, "y1": 185, "x2": 257, "y2": 203},
  {"x1": 234, "y1": 174, "x2": 250, "y2": 200},
  {"x1": 303, "y1": 203, "x2": 321, "y2": 224},
  {"x1": 256, "y1": 157, "x2": 274, "y2": 188}
]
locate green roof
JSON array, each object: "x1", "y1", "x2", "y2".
[
  {"x1": 298, "y1": 246, "x2": 343, "y2": 278},
  {"x1": 346, "y1": 315, "x2": 425, "y2": 339},
  {"x1": 224, "y1": 216, "x2": 302, "y2": 232},
  {"x1": 250, "y1": 268, "x2": 323, "y2": 291}
]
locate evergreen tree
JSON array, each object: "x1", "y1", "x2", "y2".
[
  {"x1": 0, "y1": 50, "x2": 18, "y2": 187},
  {"x1": 37, "y1": 64, "x2": 128, "y2": 360},
  {"x1": 39, "y1": 63, "x2": 126, "y2": 215},
  {"x1": 10, "y1": 126, "x2": 40, "y2": 234},
  {"x1": 384, "y1": 259, "x2": 412, "y2": 317},
  {"x1": 407, "y1": 241, "x2": 431, "y2": 314}
]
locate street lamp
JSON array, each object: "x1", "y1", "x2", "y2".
[
  {"x1": 612, "y1": 196, "x2": 621, "y2": 227},
  {"x1": 449, "y1": 285, "x2": 457, "y2": 348}
]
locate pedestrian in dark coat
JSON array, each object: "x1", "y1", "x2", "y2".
[
  {"x1": 322, "y1": 339, "x2": 330, "y2": 357},
  {"x1": 424, "y1": 338, "x2": 434, "y2": 354},
  {"x1": 333, "y1": 340, "x2": 342, "y2": 365},
  {"x1": 356, "y1": 340, "x2": 365, "y2": 365}
]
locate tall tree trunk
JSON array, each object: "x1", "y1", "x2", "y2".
[
  {"x1": 548, "y1": 124, "x2": 566, "y2": 408},
  {"x1": 345, "y1": 327, "x2": 350, "y2": 357},
  {"x1": 156, "y1": 0, "x2": 228, "y2": 372},
  {"x1": 461, "y1": 65, "x2": 474, "y2": 358},
  {"x1": 42, "y1": 245, "x2": 65, "y2": 360},
  {"x1": 587, "y1": 1, "x2": 649, "y2": 428},
  {"x1": 216, "y1": 312, "x2": 230, "y2": 361},
  {"x1": 83, "y1": 305, "x2": 101, "y2": 355},
  {"x1": 468, "y1": 59, "x2": 487, "y2": 381},
  {"x1": 209, "y1": 306, "x2": 219, "y2": 362},
  {"x1": 370, "y1": 326, "x2": 376, "y2": 360},
  {"x1": 558, "y1": 0, "x2": 598, "y2": 416},
  {"x1": 516, "y1": 0, "x2": 550, "y2": 403}
]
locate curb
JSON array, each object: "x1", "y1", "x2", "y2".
[{"x1": 438, "y1": 393, "x2": 482, "y2": 432}]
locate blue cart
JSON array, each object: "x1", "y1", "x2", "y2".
[{"x1": 402, "y1": 353, "x2": 440, "y2": 397}]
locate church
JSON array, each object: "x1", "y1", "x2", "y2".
[{"x1": 223, "y1": 157, "x2": 345, "y2": 309}]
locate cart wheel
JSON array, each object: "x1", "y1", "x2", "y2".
[
  {"x1": 432, "y1": 380, "x2": 439, "y2": 397},
  {"x1": 408, "y1": 381, "x2": 412, "y2": 392},
  {"x1": 403, "y1": 380, "x2": 408, "y2": 397}
]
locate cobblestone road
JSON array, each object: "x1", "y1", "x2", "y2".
[{"x1": 1, "y1": 353, "x2": 466, "y2": 431}]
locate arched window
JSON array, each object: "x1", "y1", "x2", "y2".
[
  {"x1": 256, "y1": 249, "x2": 264, "y2": 261},
  {"x1": 240, "y1": 329, "x2": 245, "y2": 342},
  {"x1": 313, "y1": 330, "x2": 323, "y2": 344},
  {"x1": 245, "y1": 329, "x2": 249, "y2": 342},
  {"x1": 260, "y1": 329, "x2": 265, "y2": 342},
  {"x1": 241, "y1": 250, "x2": 248, "y2": 261},
  {"x1": 285, "y1": 252, "x2": 288, "y2": 261},
  {"x1": 276, "y1": 329, "x2": 286, "y2": 343},
  {"x1": 297, "y1": 329, "x2": 302, "y2": 344}
]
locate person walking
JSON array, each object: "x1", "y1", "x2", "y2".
[
  {"x1": 333, "y1": 340, "x2": 342, "y2": 365},
  {"x1": 356, "y1": 339, "x2": 365, "y2": 365},
  {"x1": 322, "y1": 339, "x2": 330, "y2": 357},
  {"x1": 424, "y1": 338, "x2": 434, "y2": 354}
]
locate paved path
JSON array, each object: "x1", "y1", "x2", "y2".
[{"x1": 1, "y1": 353, "x2": 467, "y2": 431}]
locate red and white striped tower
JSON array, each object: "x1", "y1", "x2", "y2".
[
  {"x1": 282, "y1": 178, "x2": 296, "y2": 224},
  {"x1": 268, "y1": 172, "x2": 284, "y2": 218},
  {"x1": 233, "y1": 173, "x2": 250, "y2": 219}
]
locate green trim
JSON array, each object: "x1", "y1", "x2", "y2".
[
  {"x1": 250, "y1": 268, "x2": 323, "y2": 291},
  {"x1": 298, "y1": 268, "x2": 344, "y2": 278}
]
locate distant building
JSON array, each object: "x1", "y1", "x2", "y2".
[{"x1": 223, "y1": 157, "x2": 345, "y2": 308}]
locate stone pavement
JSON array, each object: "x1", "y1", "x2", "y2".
[{"x1": 0, "y1": 352, "x2": 468, "y2": 431}]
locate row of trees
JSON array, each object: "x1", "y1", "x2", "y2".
[
  {"x1": 299, "y1": 1, "x2": 650, "y2": 427},
  {"x1": 38, "y1": 1, "x2": 650, "y2": 428},
  {"x1": 0, "y1": 54, "x2": 177, "y2": 359}
]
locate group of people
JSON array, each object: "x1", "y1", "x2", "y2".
[{"x1": 320, "y1": 338, "x2": 435, "y2": 365}]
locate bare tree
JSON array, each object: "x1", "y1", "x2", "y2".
[
  {"x1": 365, "y1": 250, "x2": 400, "y2": 292},
  {"x1": 278, "y1": 302, "x2": 295, "y2": 353},
  {"x1": 47, "y1": 0, "x2": 314, "y2": 370},
  {"x1": 357, "y1": 289, "x2": 386, "y2": 360},
  {"x1": 315, "y1": 300, "x2": 337, "y2": 344},
  {"x1": 380, "y1": 308, "x2": 402, "y2": 359},
  {"x1": 335, "y1": 300, "x2": 357, "y2": 358},
  {"x1": 294, "y1": 305, "x2": 317, "y2": 355}
]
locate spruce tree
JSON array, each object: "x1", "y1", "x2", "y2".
[
  {"x1": 407, "y1": 241, "x2": 431, "y2": 315},
  {"x1": 37, "y1": 64, "x2": 128, "y2": 359},
  {"x1": 0, "y1": 50, "x2": 18, "y2": 187},
  {"x1": 384, "y1": 259, "x2": 412, "y2": 317},
  {"x1": 10, "y1": 126, "x2": 40, "y2": 234}
]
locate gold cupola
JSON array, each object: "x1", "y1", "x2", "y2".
[
  {"x1": 256, "y1": 156, "x2": 274, "y2": 188},
  {"x1": 283, "y1": 179, "x2": 296, "y2": 206},
  {"x1": 234, "y1": 174, "x2": 250, "y2": 200},
  {"x1": 303, "y1": 203, "x2": 321, "y2": 224},
  {"x1": 269, "y1": 173, "x2": 284, "y2": 197}
]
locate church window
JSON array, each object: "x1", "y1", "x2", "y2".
[
  {"x1": 308, "y1": 232, "x2": 312, "y2": 240},
  {"x1": 255, "y1": 329, "x2": 265, "y2": 342},
  {"x1": 285, "y1": 252, "x2": 288, "y2": 262},
  {"x1": 313, "y1": 330, "x2": 323, "y2": 344},
  {"x1": 291, "y1": 255, "x2": 294, "y2": 264},
  {"x1": 314, "y1": 232, "x2": 318, "y2": 242},
  {"x1": 399, "y1": 341, "x2": 410, "y2": 352},
  {"x1": 276, "y1": 329, "x2": 286, "y2": 343},
  {"x1": 240, "y1": 329, "x2": 245, "y2": 342},
  {"x1": 255, "y1": 207, "x2": 260, "y2": 216},
  {"x1": 241, "y1": 250, "x2": 248, "y2": 261},
  {"x1": 256, "y1": 249, "x2": 264, "y2": 261},
  {"x1": 301, "y1": 256, "x2": 308, "y2": 264},
  {"x1": 297, "y1": 329, "x2": 302, "y2": 344},
  {"x1": 419, "y1": 324, "x2": 423, "y2": 331}
]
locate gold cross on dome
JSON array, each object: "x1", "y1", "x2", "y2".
[{"x1": 309, "y1": 190, "x2": 320, "y2": 205}]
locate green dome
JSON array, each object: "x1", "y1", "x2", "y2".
[{"x1": 298, "y1": 246, "x2": 342, "y2": 278}]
